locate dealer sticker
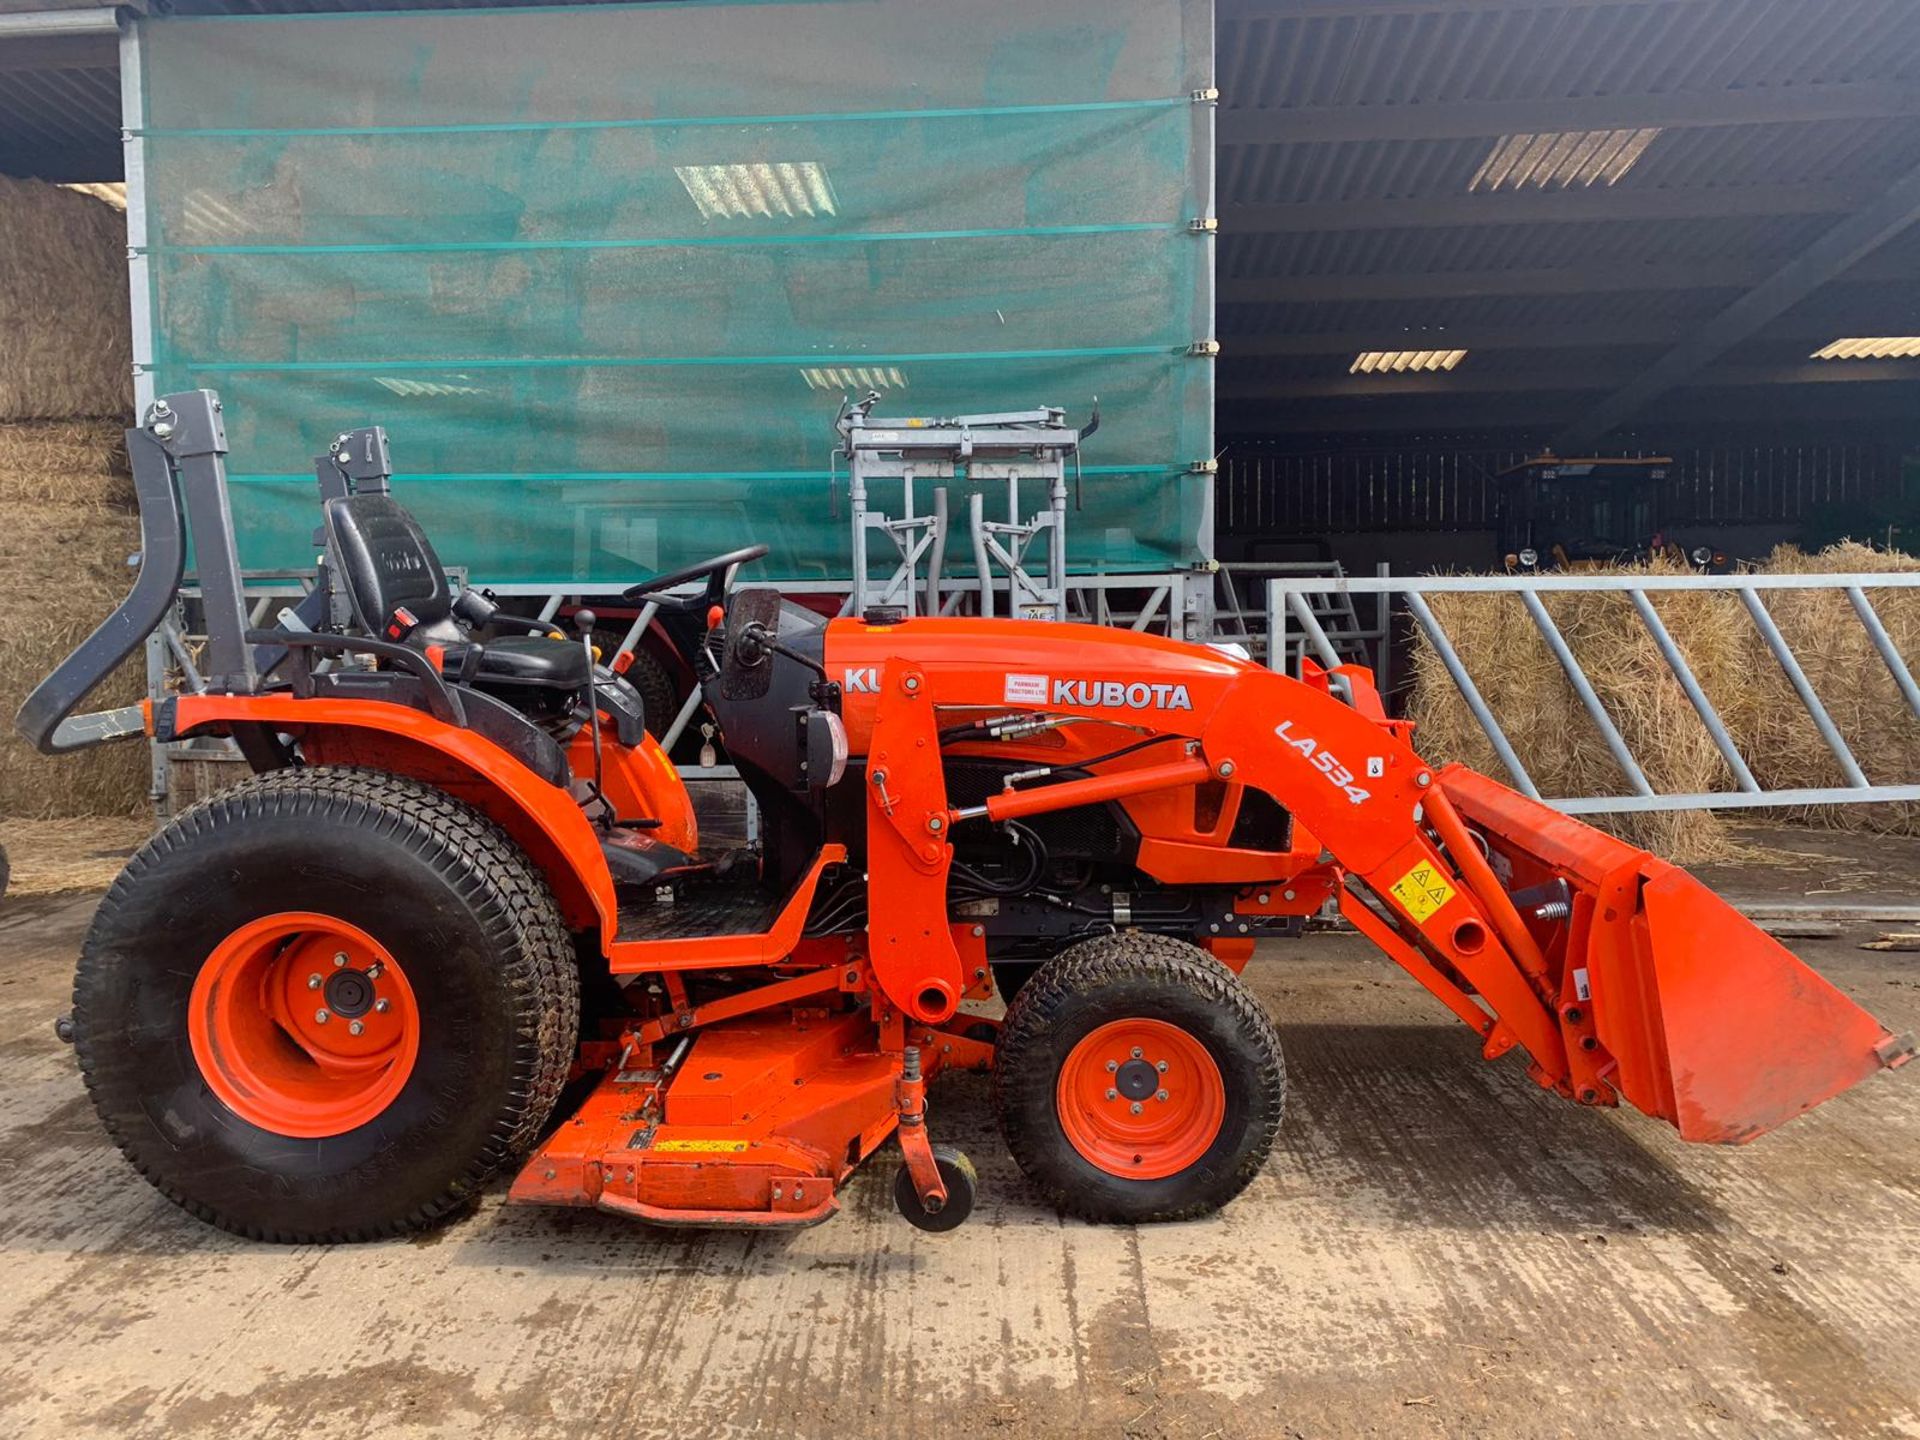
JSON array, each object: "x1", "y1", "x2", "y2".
[
  {"x1": 1004, "y1": 672, "x2": 1049, "y2": 704},
  {"x1": 1390, "y1": 862, "x2": 1456, "y2": 923}
]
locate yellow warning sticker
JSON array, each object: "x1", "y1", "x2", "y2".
[
  {"x1": 1390, "y1": 862, "x2": 1457, "y2": 923},
  {"x1": 653, "y1": 1139, "x2": 750, "y2": 1154}
]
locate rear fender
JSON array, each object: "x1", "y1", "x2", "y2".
[
  {"x1": 566, "y1": 727, "x2": 697, "y2": 853},
  {"x1": 166, "y1": 694, "x2": 618, "y2": 937}
]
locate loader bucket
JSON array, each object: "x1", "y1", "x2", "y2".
[{"x1": 1439, "y1": 765, "x2": 1912, "y2": 1143}]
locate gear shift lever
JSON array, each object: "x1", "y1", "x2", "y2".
[{"x1": 573, "y1": 609, "x2": 608, "y2": 825}]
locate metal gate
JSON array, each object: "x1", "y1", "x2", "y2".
[{"x1": 1269, "y1": 571, "x2": 1920, "y2": 816}]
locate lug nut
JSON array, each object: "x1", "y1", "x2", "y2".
[
  {"x1": 366, "y1": 962, "x2": 384, "y2": 980},
  {"x1": 1130, "y1": 1102, "x2": 1143, "y2": 1115},
  {"x1": 1106, "y1": 1060, "x2": 1119, "y2": 1073},
  {"x1": 348, "y1": 1020, "x2": 364, "y2": 1036},
  {"x1": 374, "y1": 998, "x2": 390, "y2": 1013},
  {"x1": 307, "y1": 973, "x2": 323, "y2": 990},
  {"x1": 1155, "y1": 1060, "x2": 1168, "y2": 1073},
  {"x1": 332, "y1": 952, "x2": 348, "y2": 968},
  {"x1": 314, "y1": 1008, "x2": 330, "y2": 1024},
  {"x1": 1156, "y1": 1089, "x2": 1169, "y2": 1103},
  {"x1": 1105, "y1": 1088, "x2": 1118, "y2": 1101},
  {"x1": 1131, "y1": 1047, "x2": 1143, "y2": 1059}
]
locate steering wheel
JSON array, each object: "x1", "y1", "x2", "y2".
[{"x1": 620, "y1": 544, "x2": 770, "y2": 615}]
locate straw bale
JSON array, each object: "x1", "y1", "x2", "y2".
[
  {"x1": 0, "y1": 424, "x2": 148, "y2": 819},
  {"x1": 1405, "y1": 545, "x2": 1920, "y2": 862},
  {"x1": 0, "y1": 418, "x2": 130, "y2": 507},
  {"x1": 1406, "y1": 568, "x2": 1739, "y2": 862},
  {"x1": 1739, "y1": 542, "x2": 1920, "y2": 835},
  {"x1": 0, "y1": 175, "x2": 131, "y2": 422}
]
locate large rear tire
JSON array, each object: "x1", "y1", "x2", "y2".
[
  {"x1": 74, "y1": 767, "x2": 578, "y2": 1242},
  {"x1": 992, "y1": 933, "x2": 1284, "y2": 1223}
]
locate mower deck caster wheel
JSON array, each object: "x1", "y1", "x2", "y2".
[{"x1": 893, "y1": 1145, "x2": 977, "y2": 1233}]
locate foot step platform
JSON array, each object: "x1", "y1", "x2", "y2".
[
  {"x1": 615, "y1": 879, "x2": 784, "y2": 943},
  {"x1": 605, "y1": 845, "x2": 846, "y2": 974}
]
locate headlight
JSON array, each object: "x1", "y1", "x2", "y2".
[
  {"x1": 1691, "y1": 546, "x2": 1712, "y2": 566},
  {"x1": 1517, "y1": 548, "x2": 1539, "y2": 569},
  {"x1": 808, "y1": 710, "x2": 849, "y2": 788}
]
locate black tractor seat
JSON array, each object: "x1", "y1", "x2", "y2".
[{"x1": 323, "y1": 491, "x2": 591, "y2": 703}]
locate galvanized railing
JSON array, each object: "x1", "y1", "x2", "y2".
[
  {"x1": 1217, "y1": 561, "x2": 1391, "y2": 678},
  {"x1": 1269, "y1": 571, "x2": 1920, "y2": 815}
]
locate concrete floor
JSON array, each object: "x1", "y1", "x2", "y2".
[{"x1": 1, "y1": 891, "x2": 1916, "y2": 1440}]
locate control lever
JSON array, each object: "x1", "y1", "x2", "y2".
[{"x1": 575, "y1": 608, "x2": 610, "y2": 826}]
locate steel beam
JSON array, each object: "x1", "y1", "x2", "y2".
[
  {"x1": 1556, "y1": 158, "x2": 1920, "y2": 450},
  {"x1": 1222, "y1": 252, "x2": 1915, "y2": 305},
  {"x1": 0, "y1": 9, "x2": 119, "y2": 39},
  {"x1": 1225, "y1": 0, "x2": 1716, "y2": 14},
  {"x1": 1216, "y1": 386, "x2": 1920, "y2": 434},
  {"x1": 1218, "y1": 358, "x2": 1920, "y2": 401},
  {"x1": 1222, "y1": 183, "x2": 1859, "y2": 235},
  {"x1": 1223, "y1": 320, "x2": 1684, "y2": 358},
  {"x1": 1218, "y1": 82, "x2": 1920, "y2": 147},
  {"x1": 1220, "y1": 261, "x2": 1766, "y2": 304}
]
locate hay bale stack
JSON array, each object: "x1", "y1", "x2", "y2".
[
  {"x1": 1737, "y1": 542, "x2": 1920, "y2": 835},
  {"x1": 1406, "y1": 570, "x2": 1742, "y2": 861},
  {"x1": 0, "y1": 419, "x2": 149, "y2": 818},
  {"x1": 0, "y1": 175, "x2": 131, "y2": 422},
  {"x1": 1405, "y1": 546, "x2": 1920, "y2": 862},
  {"x1": 0, "y1": 178, "x2": 142, "y2": 820}
]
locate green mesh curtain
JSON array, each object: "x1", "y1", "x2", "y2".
[{"x1": 134, "y1": 0, "x2": 1215, "y2": 586}]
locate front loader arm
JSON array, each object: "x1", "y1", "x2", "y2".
[
  {"x1": 831, "y1": 617, "x2": 1908, "y2": 1141},
  {"x1": 864, "y1": 660, "x2": 968, "y2": 1026}
]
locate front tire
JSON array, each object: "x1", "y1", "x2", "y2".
[
  {"x1": 992, "y1": 934, "x2": 1284, "y2": 1223},
  {"x1": 74, "y1": 767, "x2": 579, "y2": 1242}
]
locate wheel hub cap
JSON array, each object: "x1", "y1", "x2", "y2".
[
  {"x1": 323, "y1": 968, "x2": 375, "y2": 1018},
  {"x1": 188, "y1": 912, "x2": 420, "y2": 1138},
  {"x1": 1114, "y1": 1058, "x2": 1159, "y2": 1101},
  {"x1": 1056, "y1": 1018, "x2": 1226, "y2": 1180}
]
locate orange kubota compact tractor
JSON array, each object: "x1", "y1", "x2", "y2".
[{"x1": 20, "y1": 392, "x2": 1913, "y2": 1238}]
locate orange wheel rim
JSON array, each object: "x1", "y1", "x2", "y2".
[
  {"x1": 1056, "y1": 1018, "x2": 1225, "y2": 1180},
  {"x1": 188, "y1": 911, "x2": 420, "y2": 1138}
]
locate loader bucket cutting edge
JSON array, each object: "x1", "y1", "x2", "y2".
[{"x1": 1437, "y1": 764, "x2": 1911, "y2": 1143}]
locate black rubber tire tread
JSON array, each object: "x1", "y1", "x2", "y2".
[
  {"x1": 894, "y1": 1144, "x2": 979, "y2": 1233},
  {"x1": 992, "y1": 933, "x2": 1285, "y2": 1224},
  {"x1": 74, "y1": 765, "x2": 579, "y2": 1243}
]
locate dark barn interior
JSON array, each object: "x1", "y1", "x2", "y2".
[{"x1": 1210, "y1": 0, "x2": 1920, "y2": 574}]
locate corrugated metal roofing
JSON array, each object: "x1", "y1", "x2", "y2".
[
  {"x1": 1218, "y1": 0, "x2": 1920, "y2": 110},
  {"x1": 0, "y1": 52, "x2": 117, "y2": 181},
  {"x1": 1213, "y1": 0, "x2": 1920, "y2": 434}
]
